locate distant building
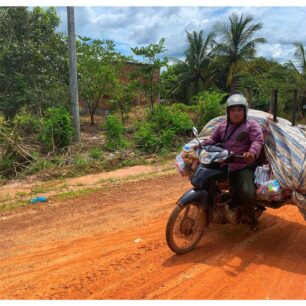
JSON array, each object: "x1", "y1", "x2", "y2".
[{"x1": 80, "y1": 62, "x2": 160, "y2": 115}]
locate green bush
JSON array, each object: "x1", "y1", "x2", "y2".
[
  {"x1": 89, "y1": 147, "x2": 103, "y2": 159},
  {"x1": 134, "y1": 104, "x2": 193, "y2": 153},
  {"x1": 104, "y1": 115, "x2": 127, "y2": 150},
  {"x1": 0, "y1": 121, "x2": 35, "y2": 177},
  {"x1": 134, "y1": 123, "x2": 159, "y2": 153},
  {"x1": 24, "y1": 158, "x2": 55, "y2": 175},
  {"x1": 195, "y1": 91, "x2": 226, "y2": 125},
  {"x1": 0, "y1": 155, "x2": 15, "y2": 176},
  {"x1": 14, "y1": 112, "x2": 40, "y2": 135},
  {"x1": 170, "y1": 103, "x2": 198, "y2": 113},
  {"x1": 39, "y1": 107, "x2": 74, "y2": 151}
]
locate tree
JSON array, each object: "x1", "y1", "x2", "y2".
[
  {"x1": 239, "y1": 59, "x2": 298, "y2": 114},
  {"x1": 77, "y1": 37, "x2": 120, "y2": 126},
  {"x1": 289, "y1": 42, "x2": 306, "y2": 84},
  {"x1": 0, "y1": 7, "x2": 68, "y2": 121},
  {"x1": 172, "y1": 30, "x2": 216, "y2": 103},
  {"x1": 110, "y1": 80, "x2": 137, "y2": 125},
  {"x1": 131, "y1": 38, "x2": 168, "y2": 109},
  {"x1": 160, "y1": 63, "x2": 189, "y2": 102},
  {"x1": 288, "y1": 42, "x2": 306, "y2": 118},
  {"x1": 214, "y1": 13, "x2": 267, "y2": 93}
]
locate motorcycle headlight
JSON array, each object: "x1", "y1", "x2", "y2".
[{"x1": 199, "y1": 150, "x2": 212, "y2": 164}]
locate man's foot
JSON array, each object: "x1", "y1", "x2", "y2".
[
  {"x1": 224, "y1": 204, "x2": 239, "y2": 224},
  {"x1": 250, "y1": 219, "x2": 260, "y2": 232}
]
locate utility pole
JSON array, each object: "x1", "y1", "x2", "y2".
[{"x1": 67, "y1": 7, "x2": 80, "y2": 142}]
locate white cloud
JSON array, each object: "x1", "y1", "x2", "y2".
[
  {"x1": 56, "y1": 6, "x2": 306, "y2": 63},
  {"x1": 257, "y1": 43, "x2": 296, "y2": 64}
]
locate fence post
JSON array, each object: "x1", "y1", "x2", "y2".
[
  {"x1": 272, "y1": 89, "x2": 278, "y2": 122},
  {"x1": 292, "y1": 89, "x2": 297, "y2": 126}
]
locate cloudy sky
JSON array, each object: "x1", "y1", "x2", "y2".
[{"x1": 54, "y1": 6, "x2": 306, "y2": 64}]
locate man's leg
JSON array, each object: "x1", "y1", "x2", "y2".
[{"x1": 229, "y1": 166, "x2": 259, "y2": 230}]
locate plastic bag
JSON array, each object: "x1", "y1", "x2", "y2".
[
  {"x1": 175, "y1": 145, "x2": 199, "y2": 177},
  {"x1": 175, "y1": 153, "x2": 187, "y2": 176},
  {"x1": 256, "y1": 179, "x2": 289, "y2": 202},
  {"x1": 254, "y1": 164, "x2": 270, "y2": 186}
]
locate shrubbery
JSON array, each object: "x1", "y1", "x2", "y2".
[
  {"x1": 170, "y1": 103, "x2": 198, "y2": 113},
  {"x1": 134, "y1": 104, "x2": 193, "y2": 153},
  {"x1": 104, "y1": 115, "x2": 127, "y2": 150},
  {"x1": 39, "y1": 107, "x2": 74, "y2": 151},
  {"x1": 195, "y1": 91, "x2": 226, "y2": 125},
  {"x1": 14, "y1": 112, "x2": 40, "y2": 135}
]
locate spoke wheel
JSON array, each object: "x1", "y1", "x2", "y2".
[{"x1": 166, "y1": 202, "x2": 207, "y2": 254}]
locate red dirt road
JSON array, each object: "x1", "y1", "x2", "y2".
[{"x1": 0, "y1": 174, "x2": 305, "y2": 299}]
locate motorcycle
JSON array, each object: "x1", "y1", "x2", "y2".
[{"x1": 165, "y1": 127, "x2": 291, "y2": 254}]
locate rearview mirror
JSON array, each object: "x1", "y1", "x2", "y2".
[{"x1": 192, "y1": 127, "x2": 199, "y2": 137}]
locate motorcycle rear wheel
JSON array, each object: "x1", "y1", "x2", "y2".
[{"x1": 166, "y1": 202, "x2": 207, "y2": 254}]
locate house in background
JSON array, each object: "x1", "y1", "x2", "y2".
[{"x1": 80, "y1": 61, "x2": 160, "y2": 116}]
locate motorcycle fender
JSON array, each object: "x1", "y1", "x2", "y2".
[{"x1": 177, "y1": 188, "x2": 208, "y2": 207}]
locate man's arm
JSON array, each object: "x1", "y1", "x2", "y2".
[
  {"x1": 200, "y1": 124, "x2": 222, "y2": 147},
  {"x1": 245, "y1": 120, "x2": 264, "y2": 163}
]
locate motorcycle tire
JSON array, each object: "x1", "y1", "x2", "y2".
[{"x1": 166, "y1": 202, "x2": 207, "y2": 254}]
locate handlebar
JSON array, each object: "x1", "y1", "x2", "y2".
[{"x1": 232, "y1": 154, "x2": 244, "y2": 159}]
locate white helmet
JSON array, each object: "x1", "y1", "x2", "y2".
[{"x1": 226, "y1": 94, "x2": 249, "y2": 114}]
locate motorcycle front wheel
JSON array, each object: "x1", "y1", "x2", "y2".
[{"x1": 166, "y1": 202, "x2": 207, "y2": 254}]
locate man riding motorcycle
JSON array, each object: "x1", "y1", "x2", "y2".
[{"x1": 199, "y1": 94, "x2": 264, "y2": 231}]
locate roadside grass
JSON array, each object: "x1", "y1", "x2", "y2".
[
  {"x1": 97, "y1": 167, "x2": 176, "y2": 185},
  {"x1": 0, "y1": 163, "x2": 177, "y2": 213},
  {"x1": 50, "y1": 187, "x2": 103, "y2": 202},
  {"x1": 0, "y1": 198, "x2": 28, "y2": 212}
]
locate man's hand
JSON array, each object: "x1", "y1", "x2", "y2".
[{"x1": 243, "y1": 152, "x2": 256, "y2": 164}]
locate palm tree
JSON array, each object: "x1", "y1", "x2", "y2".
[
  {"x1": 288, "y1": 42, "x2": 306, "y2": 118},
  {"x1": 214, "y1": 13, "x2": 267, "y2": 94},
  {"x1": 172, "y1": 30, "x2": 216, "y2": 103},
  {"x1": 289, "y1": 42, "x2": 306, "y2": 84}
]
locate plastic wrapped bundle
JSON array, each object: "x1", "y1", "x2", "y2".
[
  {"x1": 256, "y1": 179, "x2": 291, "y2": 202},
  {"x1": 254, "y1": 164, "x2": 271, "y2": 187},
  {"x1": 175, "y1": 145, "x2": 199, "y2": 178}
]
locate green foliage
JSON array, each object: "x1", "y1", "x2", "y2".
[
  {"x1": 26, "y1": 158, "x2": 54, "y2": 173},
  {"x1": 89, "y1": 148, "x2": 103, "y2": 159},
  {"x1": 131, "y1": 38, "x2": 168, "y2": 108},
  {"x1": 134, "y1": 123, "x2": 161, "y2": 153},
  {"x1": 75, "y1": 155, "x2": 89, "y2": 168},
  {"x1": 170, "y1": 103, "x2": 198, "y2": 113},
  {"x1": 134, "y1": 104, "x2": 193, "y2": 153},
  {"x1": 104, "y1": 115, "x2": 127, "y2": 150},
  {"x1": 194, "y1": 91, "x2": 226, "y2": 125},
  {"x1": 147, "y1": 104, "x2": 193, "y2": 134},
  {"x1": 172, "y1": 31, "x2": 216, "y2": 102},
  {"x1": 77, "y1": 37, "x2": 122, "y2": 126},
  {"x1": 0, "y1": 155, "x2": 15, "y2": 176},
  {"x1": 0, "y1": 7, "x2": 68, "y2": 121},
  {"x1": 214, "y1": 13, "x2": 267, "y2": 92},
  {"x1": 0, "y1": 120, "x2": 35, "y2": 176},
  {"x1": 39, "y1": 107, "x2": 73, "y2": 151},
  {"x1": 288, "y1": 42, "x2": 306, "y2": 89},
  {"x1": 239, "y1": 60, "x2": 298, "y2": 114},
  {"x1": 13, "y1": 111, "x2": 40, "y2": 135},
  {"x1": 109, "y1": 80, "x2": 137, "y2": 125},
  {"x1": 160, "y1": 63, "x2": 188, "y2": 102}
]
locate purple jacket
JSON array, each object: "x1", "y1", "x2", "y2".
[{"x1": 201, "y1": 119, "x2": 264, "y2": 171}]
